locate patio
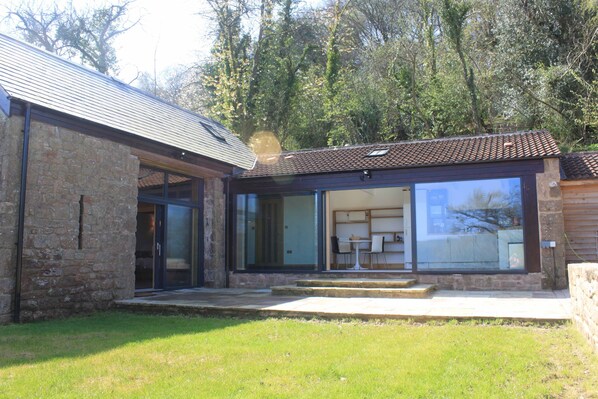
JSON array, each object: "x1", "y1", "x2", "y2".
[{"x1": 115, "y1": 288, "x2": 571, "y2": 322}]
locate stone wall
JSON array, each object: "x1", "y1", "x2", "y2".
[
  {"x1": 536, "y1": 158, "x2": 567, "y2": 289},
  {"x1": 0, "y1": 114, "x2": 22, "y2": 323},
  {"x1": 19, "y1": 119, "x2": 139, "y2": 321},
  {"x1": 228, "y1": 272, "x2": 543, "y2": 290},
  {"x1": 568, "y1": 263, "x2": 598, "y2": 353},
  {"x1": 203, "y1": 178, "x2": 226, "y2": 287},
  {"x1": 416, "y1": 273, "x2": 542, "y2": 290}
]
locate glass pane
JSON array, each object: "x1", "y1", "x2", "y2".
[
  {"x1": 138, "y1": 167, "x2": 165, "y2": 198},
  {"x1": 235, "y1": 195, "x2": 248, "y2": 270},
  {"x1": 135, "y1": 203, "x2": 155, "y2": 289},
  {"x1": 415, "y1": 178, "x2": 524, "y2": 271},
  {"x1": 167, "y1": 173, "x2": 199, "y2": 203},
  {"x1": 235, "y1": 193, "x2": 318, "y2": 271},
  {"x1": 166, "y1": 205, "x2": 197, "y2": 287}
]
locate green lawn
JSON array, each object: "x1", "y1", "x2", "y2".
[{"x1": 0, "y1": 313, "x2": 596, "y2": 398}]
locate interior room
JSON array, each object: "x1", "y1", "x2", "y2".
[{"x1": 326, "y1": 187, "x2": 412, "y2": 271}]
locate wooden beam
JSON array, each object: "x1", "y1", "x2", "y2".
[
  {"x1": 131, "y1": 148, "x2": 226, "y2": 178},
  {"x1": 560, "y1": 179, "x2": 598, "y2": 187}
]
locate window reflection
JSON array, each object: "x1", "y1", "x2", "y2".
[
  {"x1": 416, "y1": 178, "x2": 524, "y2": 271},
  {"x1": 137, "y1": 166, "x2": 200, "y2": 205},
  {"x1": 167, "y1": 173, "x2": 198, "y2": 202},
  {"x1": 236, "y1": 193, "x2": 318, "y2": 271},
  {"x1": 138, "y1": 167, "x2": 165, "y2": 198}
]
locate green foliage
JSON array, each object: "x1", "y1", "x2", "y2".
[{"x1": 197, "y1": 0, "x2": 596, "y2": 149}]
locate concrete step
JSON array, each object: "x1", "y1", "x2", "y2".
[
  {"x1": 271, "y1": 284, "x2": 436, "y2": 298},
  {"x1": 296, "y1": 278, "x2": 417, "y2": 289}
]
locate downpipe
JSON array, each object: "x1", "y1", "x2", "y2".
[{"x1": 14, "y1": 103, "x2": 32, "y2": 323}]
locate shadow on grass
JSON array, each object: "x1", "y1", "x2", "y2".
[{"x1": 0, "y1": 311, "x2": 248, "y2": 369}]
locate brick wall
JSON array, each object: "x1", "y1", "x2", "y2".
[
  {"x1": 18, "y1": 119, "x2": 139, "y2": 321},
  {"x1": 0, "y1": 114, "x2": 22, "y2": 323},
  {"x1": 568, "y1": 263, "x2": 598, "y2": 353}
]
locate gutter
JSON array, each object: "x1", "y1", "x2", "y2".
[{"x1": 13, "y1": 103, "x2": 31, "y2": 323}]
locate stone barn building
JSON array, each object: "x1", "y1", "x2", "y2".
[
  {"x1": 0, "y1": 34, "x2": 255, "y2": 323},
  {"x1": 2, "y1": 33, "x2": 595, "y2": 324}
]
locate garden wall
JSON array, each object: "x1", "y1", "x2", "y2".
[{"x1": 568, "y1": 263, "x2": 598, "y2": 353}]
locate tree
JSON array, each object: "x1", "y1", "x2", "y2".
[
  {"x1": 197, "y1": 0, "x2": 595, "y2": 149},
  {"x1": 485, "y1": 0, "x2": 597, "y2": 146},
  {"x1": 5, "y1": 0, "x2": 138, "y2": 75},
  {"x1": 136, "y1": 65, "x2": 207, "y2": 113},
  {"x1": 439, "y1": 0, "x2": 485, "y2": 133},
  {"x1": 202, "y1": 0, "x2": 253, "y2": 140}
]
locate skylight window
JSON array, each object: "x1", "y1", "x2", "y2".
[
  {"x1": 200, "y1": 121, "x2": 226, "y2": 142},
  {"x1": 366, "y1": 148, "x2": 389, "y2": 157}
]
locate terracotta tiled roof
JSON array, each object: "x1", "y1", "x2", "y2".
[
  {"x1": 561, "y1": 151, "x2": 598, "y2": 180},
  {"x1": 240, "y1": 131, "x2": 560, "y2": 178}
]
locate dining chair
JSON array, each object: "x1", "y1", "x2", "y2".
[
  {"x1": 331, "y1": 236, "x2": 351, "y2": 269},
  {"x1": 362, "y1": 235, "x2": 386, "y2": 269}
]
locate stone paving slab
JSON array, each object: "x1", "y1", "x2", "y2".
[{"x1": 115, "y1": 288, "x2": 571, "y2": 323}]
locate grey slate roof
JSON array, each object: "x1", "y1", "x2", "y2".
[
  {"x1": 241, "y1": 130, "x2": 561, "y2": 178},
  {"x1": 0, "y1": 34, "x2": 256, "y2": 170}
]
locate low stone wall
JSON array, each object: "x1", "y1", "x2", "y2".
[
  {"x1": 228, "y1": 271, "x2": 543, "y2": 290},
  {"x1": 417, "y1": 273, "x2": 543, "y2": 290},
  {"x1": 568, "y1": 263, "x2": 598, "y2": 353}
]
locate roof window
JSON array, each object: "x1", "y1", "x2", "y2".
[
  {"x1": 200, "y1": 121, "x2": 226, "y2": 142},
  {"x1": 366, "y1": 148, "x2": 389, "y2": 157}
]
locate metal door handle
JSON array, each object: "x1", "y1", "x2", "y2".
[{"x1": 156, "y1": 242, "x2": 161, "y2": 256}]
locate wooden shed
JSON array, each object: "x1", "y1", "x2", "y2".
[{"x1": 560, "y1": 152, "x2": 598, "y2": 263}]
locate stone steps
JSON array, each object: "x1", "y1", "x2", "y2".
[
  {"x1": 296, "y1": 278, "x2": 417, "y2": 288},
  {"x1": 271, "y1": 278, "x2": 436, "y2": 298}
]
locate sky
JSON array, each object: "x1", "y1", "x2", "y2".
[
  {"x1": 0, "y1": 0, "x2": 322, "y2": 84},
  {"x1": 1, "y1": 0, "x2": 220, "y2": 83}
]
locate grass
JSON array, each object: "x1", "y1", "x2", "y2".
[{"x1": 0, "y1": 313, "x2": 596, "y2": 398}]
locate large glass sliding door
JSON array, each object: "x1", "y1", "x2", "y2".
[
  {"x1": 235, "y1": 193, "x2": 318, "y2": 271},
  {"x1": 327, "y1": 187, "x2": 412, "y2": 271},
  {"x1": 415, "y1": 177, "x2": 525, "y2": 272}
]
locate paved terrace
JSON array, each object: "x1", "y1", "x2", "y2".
[{"x1": 116, "y1": 288, "x2": 571, "y2": 322}]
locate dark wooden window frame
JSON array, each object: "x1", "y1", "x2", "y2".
[
  {"x1": 229, "y1": 159, "x2": 544, "y2": 274},
  {"x1": 234, "y1": 191, "x2": 321, "y2": 273},
  {"x1": 137, "y1": 164, "x2": 205, "y2": 288}
]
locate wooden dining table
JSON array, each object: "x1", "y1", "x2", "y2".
[{"x1": 339, "y1": 238, "x2": 371, "y2": 270}]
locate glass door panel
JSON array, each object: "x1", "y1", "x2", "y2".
[
  {"x1": 165, "y1": 205, "x2": 197, "y2": 288},
  {"x1": 135, "y1": 202, "x2": 155, "y2": 289}
]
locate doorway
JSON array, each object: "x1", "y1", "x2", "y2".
[
  {"x1": 135, "y1": 202, "x2": 197, "y2": 290},
  {"x1": 135, "y1": 202, "x2": 160, "y2": 290},
  {"x1": 255, "y1": 197, "x2": 284, "y2": 267},
  {"x1": 327, "y1": 186, "x2": 413, "y2": 271}
]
